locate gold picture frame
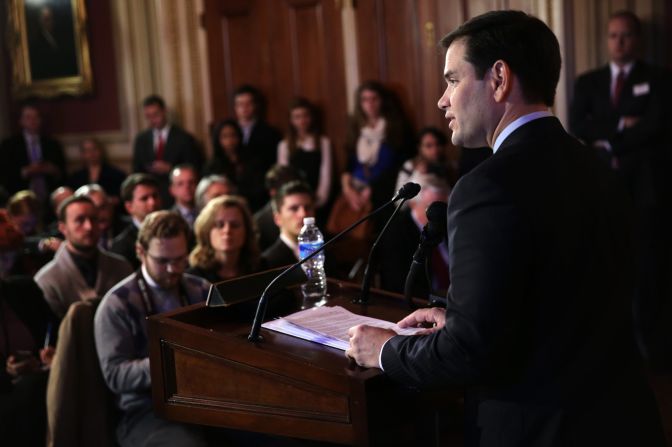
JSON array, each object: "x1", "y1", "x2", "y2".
[{"x1": 8, "y1": 0, "x2": 93, "y2": 98}]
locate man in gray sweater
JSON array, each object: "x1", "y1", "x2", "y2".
[
  {"x1": 35, "y1": 195, "x2": 132, "y2": 318},
  {"x1": 94, "y1": 211, "x2": 209, "y2": 447}
]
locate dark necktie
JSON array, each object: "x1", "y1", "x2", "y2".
[
  {"x1": 156, "y1": 133, "x2": 165, "y2": 160},
  {"x1": 612, "y1": 70, "x2": 626, "y2": 106}
]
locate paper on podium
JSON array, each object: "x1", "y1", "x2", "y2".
[{"x1": 262, "y1": 305, "x2": 425, "y2": 350}]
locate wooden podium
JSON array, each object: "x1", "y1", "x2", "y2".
[{"x1": 148, "y1": 274, "x2": 458, "y2": 446}]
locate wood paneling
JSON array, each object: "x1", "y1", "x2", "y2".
[{"x1": 203, "y1": 0, "x2": 348, "y2": 170}]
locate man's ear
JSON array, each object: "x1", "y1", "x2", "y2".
[
  {"x1": 57, "y1": 221, "x2": 66, "y2": 237},
  {"x1": 490, "y1": 60, "x2": 512, "y2": 103},
  {"x1": 135, "y1": 242, "x2": 144, "y2": 263},
  {"x1": 272, "y1": 212, "x2": 282, "y2": 228},
  {"x1": 124, "y1": 200, "x2": 133, "y2": 215}
]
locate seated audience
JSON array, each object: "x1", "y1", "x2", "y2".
[
  {"x1": 45, "y1": 185, "x2": 73, "y2": 230},
  {"x1": 67, "y1": 138, "x2": 126, "y2": 206},
  {"x1": 95, "y1": 211, "x2": 209, "y2": 447},
  {"x1": 75, "y1": 183, "x2": 124, "y2": 250},
  {"x1": 110, "y1": 174, "x2": 161, "y2": 269},
  {"x1": 7, "y1": 191, "x2": 54, "y2": 273},
  {"x1": 34, "y1": 196, "x2": 132, "y2": 319},
  {"x1": 194, "y1": 174, "x2": 235, "y2": 211},
  {"x1": 277, "y1": 98, "x2": 332, "y2": 210},
  {"x1": 262, "y1": 181, "x2": 315, "y2": 268},
  {"x1": 169, "y1": 164, "x2": 199, "y2": 229},
  {"x1": 254, "y1": 165, "x2": 304, "y2": 251},
  {"x1": 378, "y1": 175, "x2": 451, "y2": 297},
  {"x1": 395, "y1": 127, "x2": 453, "y2": 191},
  {"x1": 188, "y1": 195, "x2": 262, "y2": 283},
  {"x1": 0, "y1": 213, "x2": 58, "y2": 446}
]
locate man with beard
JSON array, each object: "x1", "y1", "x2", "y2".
[
  {"x1": 35, "y1": 195, "x2": 132, "y2": 319},
  {"x1": 94, "y1": 211, "x2": 209, "y2": 446}
]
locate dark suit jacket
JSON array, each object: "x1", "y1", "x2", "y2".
[
  {"x1": 381, "y1": 117, "x2": 664, "y2": 446},
  {"x1": 0, "y1": 133, "x2": 66, "y2": 195},
  {"x1": 261, "y1": 238, "x2": 297, "y2": 269},
  {"x1": 132, "y1": 125, "x2": 203, "y2": 207},
  {"x1": 66, "y1": 163, "x2": 127, "y2": 199},
  {"x1": 378, "y1": 209, "x2": 421, "y2": 295},
  {"x1": 253, "y1": 202, "x2": 278, "y2": 251},
  {"x1": 109, "y1": 224, "x2": 139, "y2": 270},
  {"x1": 569, "y1": 61, "x2": 670, "y2": 207}
]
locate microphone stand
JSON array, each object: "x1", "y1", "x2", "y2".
[
  {"x1": 248, "y1": 192, "x2": 411, "y2": 342},
  {"x1": 357, "y1": 199, "x2": 408, "y2": 304}
]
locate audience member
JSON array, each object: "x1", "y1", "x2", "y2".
[
  {"x1": 395, "y1": 127, "x2": 453, "y2": 191},
  {"x1": 132, "y1": 95, "x2": 202, "y2": 207},
  {"x1": 67, "y1": 138, "x2": 126, "y2": 206},
  {"x1": 0, "y1": 104, "x2": 66, "y2": 206},
  {"x1": 194, "y1": 174, "x2": 235, "y2": 211},
  {"x1": 188, "y1": 195, "x2": 262, "y2": 283},
  {"x1": 205, "y1": 119, "x2": 266, "y2": 212},
  {"x1": 261, "y1": 181, "x2": 315, "y2": 268},
  {"x1": 379, "y1": 175, "x2": 451, "y2": 296},
  {"x1": 7, "y1": 191, "x2": 57, "y2": 272},
  {"x1": 110, "y1": 174, "x2": 161, "y2": 269},
  {"x1": 95, "y1": 211, "x2": 209, "y2": 447},
  {"x1": 340, "y1": 80, "x2": 410, "y2": 213},
  {"x1": 569, "y1": 10, "x2": 671, "y2": 366},
  {"x1": 35, "y1": 196, "x2": 132, "y2": 319},
  {"x1": 0, "y1": 210, "x2": 25, "y2": 279},
  {"x1": 0, "y1": 275, "x2": 57, "y2": 447},
  {"x1": 169, "y1": 164, "x2": 199, "y2": 229},
  {"x1": 277, "y1": 97, "x2": 332, "y2": 209},
  {"x1": 75, "y1": 184, "x2": 124, "y2": 250},
  {"x1": 253, "y1": 165, "x2": 304, "y2": 251}
]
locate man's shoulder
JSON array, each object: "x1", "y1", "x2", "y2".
[
  {"x1": 34, "y1": 246, "x2": 69, "y2": 281},
  {"x1": 99, "y1": 273, "x2": 138, "y2": 306},
  {"x1": 182, "y1": 272, "x2": 210, "y2": 303},
  {"x1": 575, "y1": 65, "x2": 609, "y2": 85},
  {"x1": 99, "y1": 248, "x2": 134, "y2": 270}
]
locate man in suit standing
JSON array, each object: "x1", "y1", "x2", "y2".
[
  {"x1": 132, "y1": 95, "x2": 202, "y2": 207},
  {"x1": 0, "y1": 104, "x2": 66, "y2": 205},
  {"x1": 261, "y1": 181, "x2": 315, "y2": 269},
  {"x1": 347, "y1": 11, "x2": 664, "y2": 446},
  {"x1": 233, "y1": 85, "x2": 281, "y2": 211},
  {"x1": 570, "y1": 11, "x2": 671, "y2": 366}
]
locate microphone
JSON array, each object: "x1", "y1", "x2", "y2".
[
  {"x1": 404, "y1": 201, "x2": 448, "y2": 309},
  {"x1": 358, "y1": 185, "x2": 421, "y2": 304},
  {"x1": 248, "y1": 182, "x2": 421, "y2": 342}
]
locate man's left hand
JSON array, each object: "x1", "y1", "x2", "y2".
[{"x1": 345, "y1": 325, "x2": 396, "y2": 369}]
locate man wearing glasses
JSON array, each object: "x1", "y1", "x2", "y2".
[{"x1": 94, "y1": 211, "x2": 209, "y2": 447}]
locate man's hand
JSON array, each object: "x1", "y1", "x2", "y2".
[
  {"x1": 6, "y1": 353, "x2": 41, "y2": 378},
  {"x1": 149, "y1": 160, "x2": 172, "y2": 175},
  {"x1": 40, "y1": 347, "x2": 56, "y2": 368},
  {"x1": 621, "y1": 116, "x2": 640, "y2": 128},
  {"x1": 397, "y1": 307, "x2": 446, "y2": 335},
  {"x1": 345, "y1": 325, "x2": 396, "y2": 368}
]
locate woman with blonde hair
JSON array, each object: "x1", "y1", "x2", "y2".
[{"x1": 188, "y1": 195, "x2": 262, "y2": 283}]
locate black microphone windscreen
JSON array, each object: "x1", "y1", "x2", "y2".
[
  {"x1": 397, "y1": 182, "x2": 421, "y2": 200},
  {"x1": 425, "y1": 201, "x2": 447, "y2": 224}
]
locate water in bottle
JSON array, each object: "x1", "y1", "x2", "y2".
[{"x1": 298, "y1": 217, "x2": 327, "y2": 302}]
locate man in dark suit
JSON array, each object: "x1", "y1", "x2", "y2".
[
  {"x1": 570, "y1": 11, "x2": 672, "y2": 367},
  {"x1": 347, "y1": 11, "x2": 664, "y2": 446},
  {"x1": 379, "y1": 175, "x2": 450, "y2": 297},
  {"x1": 132, "y1": 95, "x2": 202, "y2": 207},
  {"x1": 233, "y1": 85, "x2": 282, "y2": 211},
  {"x1": 110, "y1": 174, "x2": 161, "y2": 270},
  {"x1": 261, "y1": 181, "x2": 315, "y2": 269},
  {"x1": 0, "y1": 104, "x2": 66, "y2": 204}
]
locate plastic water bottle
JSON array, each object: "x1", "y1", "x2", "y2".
[{"x1": 298, "y1": 217, "x2": 327, "y2": 300}]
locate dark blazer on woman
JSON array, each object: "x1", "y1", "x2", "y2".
[
  {"x1": 67, "y1": 163, "x2": 127, "y2": 199},
  {"x1": 381, "y1": 117, "x2": 664, "y2": 446}
]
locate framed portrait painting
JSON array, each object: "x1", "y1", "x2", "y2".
[{"x1": 8, "y1": 0, "x2": 93, "y2": 98}]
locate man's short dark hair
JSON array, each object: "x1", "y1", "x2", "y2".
[
  {"x1": 272, "y1": 181, "x2": 314, "y2": 213},
  {"x1": 610, "y1": 10, "x2": 642, "y2": 36},
  {"x1": 57, "y1": 195, "x2": 95, "y2": 222},
  {"x1": 137, "y1": 210, "x2": 190, "y2": 250},
  {"x1": 440, "y1": 10, "x2": 561, "y2": 107},
  {"x1": 264, "y1": 165, "x2": 304, "y2": 193},
  {"x1": 120, "y1": 173, "x2": 160, "y2": 203},
  {"x1": 142, "y1": 94, "x2": 166, "y2": 109},
  {"x1": 232, "y1": 84, "x2": 265, "y2": 118}
]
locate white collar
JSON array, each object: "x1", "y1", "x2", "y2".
[
  {"x1": 492, "y1": 111, "x2": 553, "y2": 153},
  {"x1": 141, "y1": 264, "x2": 160, "y2": 289},
  {"x1": 610, "y1": 61, "x2": 634, "y2": 78}
]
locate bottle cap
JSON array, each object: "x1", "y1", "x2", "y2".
[{"x1": 303, "y1": 217, "x2": 315, "y2": 225}]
